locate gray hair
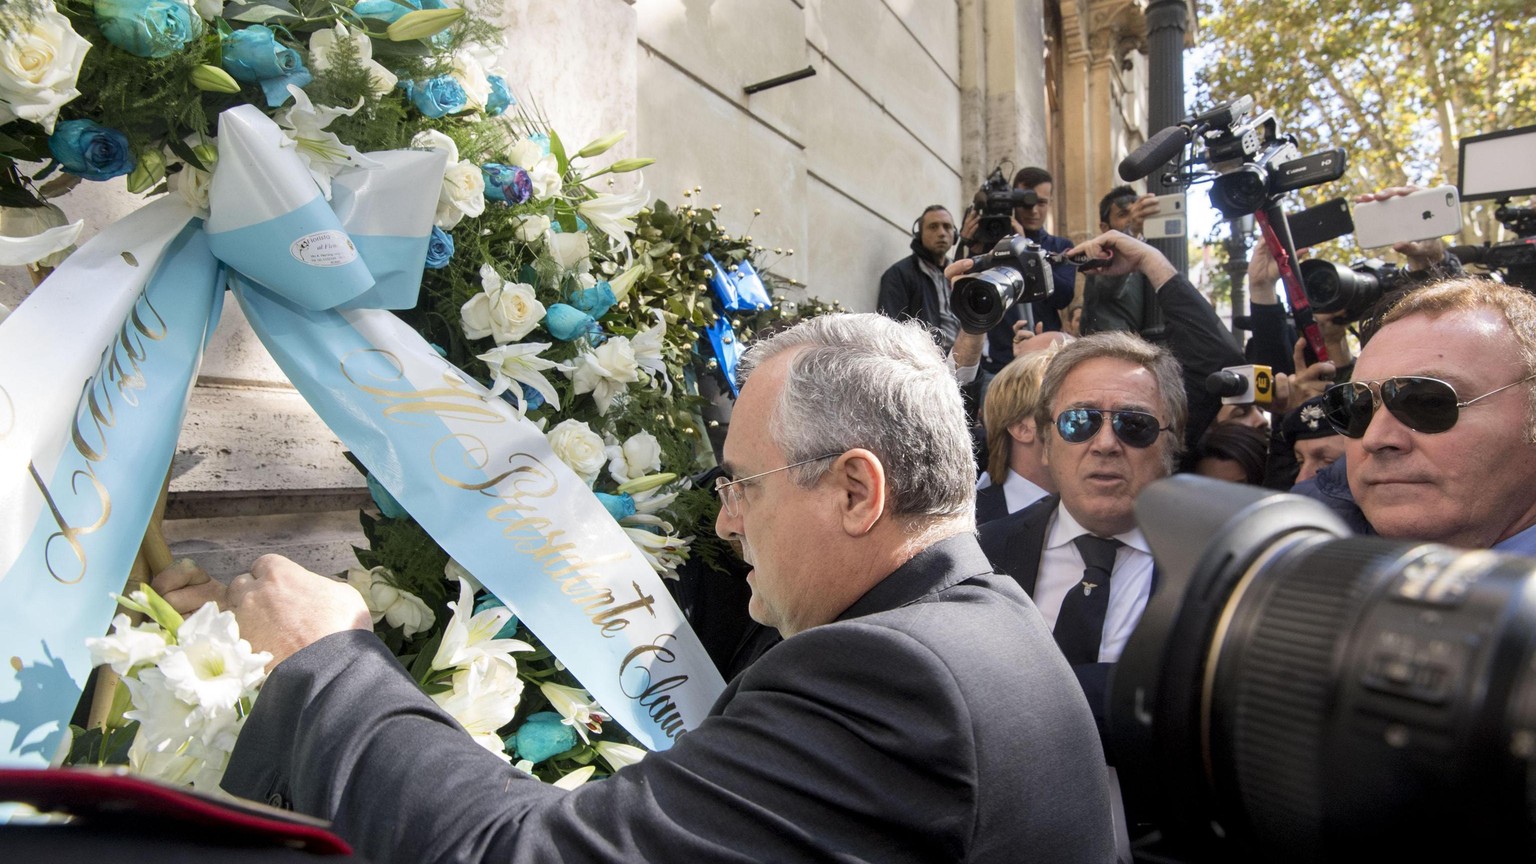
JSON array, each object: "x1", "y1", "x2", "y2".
[
  {"x1": 1035, "y1": 330, "x2": 1187, "y2": 472},
  {"x1": 737, "y1": 313, "x2": 976, "y2": 529}
]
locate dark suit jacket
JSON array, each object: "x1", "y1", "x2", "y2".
[
  {"x1": 978, "y1": 496, "x2": 1157, "y2": 741},
  {"x1": 221, "y1": 534, "x2": 1117, "y2": 864},
  {"x1": 974, "y1": 481, "x2": 1008, "y2": 525}
]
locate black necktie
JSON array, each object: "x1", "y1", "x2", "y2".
[{"x1": 1054, "y1": 535, "x2": 1123, "y2": 665}]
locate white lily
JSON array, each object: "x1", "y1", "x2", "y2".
[
  {"x1": 477, "y1": 342, "x2": 565, "y2": 412},
  {"x1": 594, "y1": 741, "x2": 648, "y2": 771},
  {"x1": 431, "y1": 576, "x2": 533, "y2": 672},
  {"x1": 273, "y1": 85, "x2": 380, "y2": 198},
  {"x1": 621, "y1": 525, "x2": 692, "y2": 578},
  {"x1": 553, "y1": 765, "x2": 598, "y2": 790},
  {"x1": 546, "y1": 230, "x2": 590, "y2": 271},
  {"x1": 578, "y1": 185, "x2": 647, "y2": 249},
  {"x1": 629, "y1": 310, "x2": 670, "y2": 393},
  {"x1": 309, "y1": 23, "x2": 397, "y2": 96},
  {"x1": 154, "y1": 605, "x2": 270, "y2": 716},
  {"x1": 538, "y1": 682, "x2": 611, "y2": 744},
  {"x1": 430, "y1": 656, "x2": 524, "y2": 761},
  {"x1": 86, "y1": 613, "x2": 170, "y2": 677}
]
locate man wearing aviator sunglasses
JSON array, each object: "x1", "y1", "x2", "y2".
[
  {"x1": 1299, "y1": 277, "x2": 1536, "y2": 553},
  {"x1": 980, "y1": 331, "x2": 1185, "y2": 736}
]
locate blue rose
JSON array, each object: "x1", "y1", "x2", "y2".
[
  {"x1": 486, "y1": 76, "x2": 514, "y2": 116},
  {"x1": 481, "y1": 162, "x2": 533, "y2": 204},
  {"x1": 594, "y1": 492, "x2": 637, "y2": 522},
  {"x1": 96, "y1": 0, "x2": 203, "y2": 59},
  {"x1": 354, "y1": 0, "x2": 446, "y2": 23},
  {"x1": 222, "y1": 26, "x2": 312, "y2": 108},
  {"x1": 544, "y1": 303, "x2": 602, "y2": 343},
  {"x1": 424, "y1": 226, "x2": 454, "y2": 269},
  {"x1": 405, "y1": 75, "x2": 467, "y2": 118},
  {"x1": 498, "y1": 383, "x2": 546, "y2": 413},
  {"x1": 509, "y1": 712, "x2": 578, "y2": 764},
  {"x1": 48, "y1": 120, "x2": 136, "y2": 182},
  {"x1": 571, "y1": 281, "x2": 616, "y2": 318}
]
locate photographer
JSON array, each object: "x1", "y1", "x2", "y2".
[
  {"x1": 1081, "y1": 186, "x2": 1163, "y2": 336},
  {"x1": 959, "y1": 167, "x2": 1076, "y2": 373}
]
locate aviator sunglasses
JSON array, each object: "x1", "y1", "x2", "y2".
[
  {"x1": 1321, "y1": 373, "x2": 1536, "y2": 438},
  {"x1": 1055, "y1": 408, "x2": 1170, "y2": 449}
]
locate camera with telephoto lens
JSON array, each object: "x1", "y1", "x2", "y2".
[
  {"x1": 950, "y1": 233, "x2": 1053, "y2": 335},
  {"x1": 1298, "y1": 257, "x2": 1409, "y2": 323},
  {"x1": 969, "y1": 166, "x2": 1039, "y2": 253},
  {"x1": 1109, "y1": 475, "x2": 1536, "y2": 863}
]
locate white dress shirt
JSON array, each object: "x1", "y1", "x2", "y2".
[
  {"x1": 1033, "y1": 504, "x2": 1154, "y2": 663},
  {"x1": 975, "y1": 470, "x2": 1051, "y2": 514}
]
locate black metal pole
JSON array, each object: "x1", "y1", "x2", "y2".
[
  {"x1": 1145, "y1": 0, "x2": 1189, "y2": 275},
  {"x1": 1224, "y1": 218, "x2": 1250, "y2": 347}
]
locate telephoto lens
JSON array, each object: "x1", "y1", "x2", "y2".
[{"x1": 1110, "y1": 475, "x2": 1536, "y2": 863}]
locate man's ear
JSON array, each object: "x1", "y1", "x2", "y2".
[
  {"x1": 829, "y1": 449, "x2": 886, "y2": 537},
  {"x1": 1008, "y1": 417, "x2": 1037, "y2": 446}
]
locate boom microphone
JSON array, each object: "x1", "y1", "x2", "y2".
[
  {"x1": 1119, "y1": 124, "x2": 1192, "y2": 182},
  {"x1": 1448, "y1": 244, "x2": 1489, "y2": 265}
]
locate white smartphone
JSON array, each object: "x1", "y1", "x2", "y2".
[
  {"x1": 1141, "y1": 193, "x2": 1186, "y2": 240},
  {"x1": 1353, "y1": 185, "x2": 1462, "y2": 249}
]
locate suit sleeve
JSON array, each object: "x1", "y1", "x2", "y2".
[
  {"x1": 222, "y1": 625, "x2": 980, "y2": 864},
  {"x1": 1155, "y1": 273, "x2": 1246, "y2": 452}
]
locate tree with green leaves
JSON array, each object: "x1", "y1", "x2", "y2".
[{"x1": 1197, "y1": 0, "x2": 1536, "y2": 247}]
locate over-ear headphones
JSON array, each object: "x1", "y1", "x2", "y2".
[{"x1": 911, "y1": 216, "x2": 923, "y2": 239}]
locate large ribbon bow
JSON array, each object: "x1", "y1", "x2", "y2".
[{"x1": 0, "y1": 107, "x2": 723, "y2": 766}]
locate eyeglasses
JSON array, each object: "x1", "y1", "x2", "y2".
[
  {"x1": 713, "y1": 453, "x2": 842, "y2": 517},
  {"x1": 1321, "y1": 373, "x2": 1536, "y2": 438},
  {"x1": 1055, "y1": 409, "x2": 1170, "y2": 449}
]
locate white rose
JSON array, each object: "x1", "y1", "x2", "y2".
[
  {"x1": 462, "y1": 292, "x2": 494, "y2": 340},
  {"x1": 437, "y1": 159, "x2": 486, "y2": 230},
  {"x1": 608, "y1": 430, "x2": 663, "y2": 484},
  {"x1": 413, "y1": 129, "x2": 459, "y2": 164},
  {"x1": 346, "y1": 566, "x2": 436, "y2": 637},
  {"x1": 0, "y1": 5, "x2": 91, "y2": 134},
  {"x1": 450, "y1": 52, "x2": 492, "y2": 111},
  {"x1": 508, "y1": 138, "x2": 544, "y2": 171},
  {"x1": 507, "y1": 137, "x2": 561, "y2": 199},
  {"x1": 172, "y1": 165, "x2": 215, "y2": 213},
  {"x1": 486, "y1": 281, "x2": 546, "y2": 345},
  {"x1": 546, "y1": 231, "x2": 591, "y2": 271},
  {"x1": 547, "y1": 419, "x2": 607, "y2": 486},
  {"x1": 571, "y1": 337, "x2": 640, "y2": 414},
  {"x1": 514, "y1": 214, "x2": 551, "y2": 244},
  {"x1": 194, "y1": 0, "x2": 226, "y2": 19}
]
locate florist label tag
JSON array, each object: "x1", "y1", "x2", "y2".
[
  {"x1": 290, "y1": 230, "x2": 358, "y2": 268},
  {"x1": 235, "y1": 285, "x2": 726, "y2": 750}
]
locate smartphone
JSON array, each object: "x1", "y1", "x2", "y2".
[
  {"x1": 1141, "y1": 193, "x2": 1186, "y2": 240},
  {"x1": 1353, "y1": 185, "x2": 1461, "y2": 249},
  {"x1": 1287, "y1": 197, "x2": 1354, "y2": 250}
]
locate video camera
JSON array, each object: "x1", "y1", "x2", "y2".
[
  {"x1": 1109, "y1": 476, "x2": 1536, "y2": 862},
  {"x1": 968, "y1": 166, "x2": 1039, "y2": 253},
  {"x1": 951, "y1": 235, "x2": 1107, "y2": 335},
  {"x1": 1454, "y1": 124, "x2": 1536, "y2": 289},
  {"x1": 1118, "y1": 97, "x2": 1347, "y2": 220}
]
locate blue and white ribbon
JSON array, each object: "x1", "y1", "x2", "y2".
[{"x1": 0, "y1": 107, "x2": 724, "y2": 765}]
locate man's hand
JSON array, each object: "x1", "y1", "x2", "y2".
[
  {"x1": 227, "y1": 555, "x2": 373, "y2": 670},
  {"x1": 958, "y1": 209, "x2": 979, "y2": 245},
  {"x1": 1064, "y1": 230, "x2": 1178, "y2": 289},
  {"x1": 1013, "y1": 322, "x2": 1072, "y2": 357},
  {"x1": 1247, "y1": 240, "x2": 1280, "y2": 305},
  {"x1": 1355, "y1": 186, "x2": 1446, "y2": 271},
  {"x1": 152, "y1": 559, "x2": 228, "y2": 615},
  {"x1": 1314, "y1": 310, "x2": 1354, "y2": 368},
  {"x1": 1125, "y1": 194, "x2": 1160, "y2": 237},
  {"x1": 1271, "y1": 337, "x2": 1338, "y2": 415}
]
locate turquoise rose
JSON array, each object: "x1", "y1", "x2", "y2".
[
  {"x1": 593, "y1": 492, "x2": 637, "y2": 522},
  {"x1": 222, "y1": 26, "x2": 312, "y2": 108},
  {"x1": 544, "y1": 303, "x2": 601, "y2": 343},
  {"x1": 424, "y1": 226, "x2": 454, "y2": 269},
  {"x1": 404, "y1": 75, "x2": 467, "y2": 118},
  {"x1": 481, "y1": 163, "x2": 532, "y2": 204},
  {"x1": 48, "y1": 120, "x2": 136, "y2": 182},
  {"x1": 571, "y1": 281, "x2": 616, "y2": 318},
  {"x1": 96, "y1": 0, "x2": 203, "y2": 59},
  {"x1": 354, "y1": 0, "x2": 447, "y2": 24},
  {"x1": 508, "y1": 712, "x2": 578, "y2": 764},
  {"x1": 486, "y1": 75, "x2": 513, "y2": 116}
]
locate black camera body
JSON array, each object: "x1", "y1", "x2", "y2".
[
  {"x1": 950, "y1": 234, "x2": 1053, "y2": 335},
  {"x1": 970, "y1": 167, "x2": 1039, "y2": 253},
  {"x1": 1298, "y1": 257, "x2": 1409, "y2": 322},
  {"x1": 1450, "y1": 203, "x2": 1536, "y2": 289}
]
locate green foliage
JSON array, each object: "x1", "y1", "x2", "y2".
[{"x1": 66, "y1": 720, "x2": 139, "y2": 767}]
